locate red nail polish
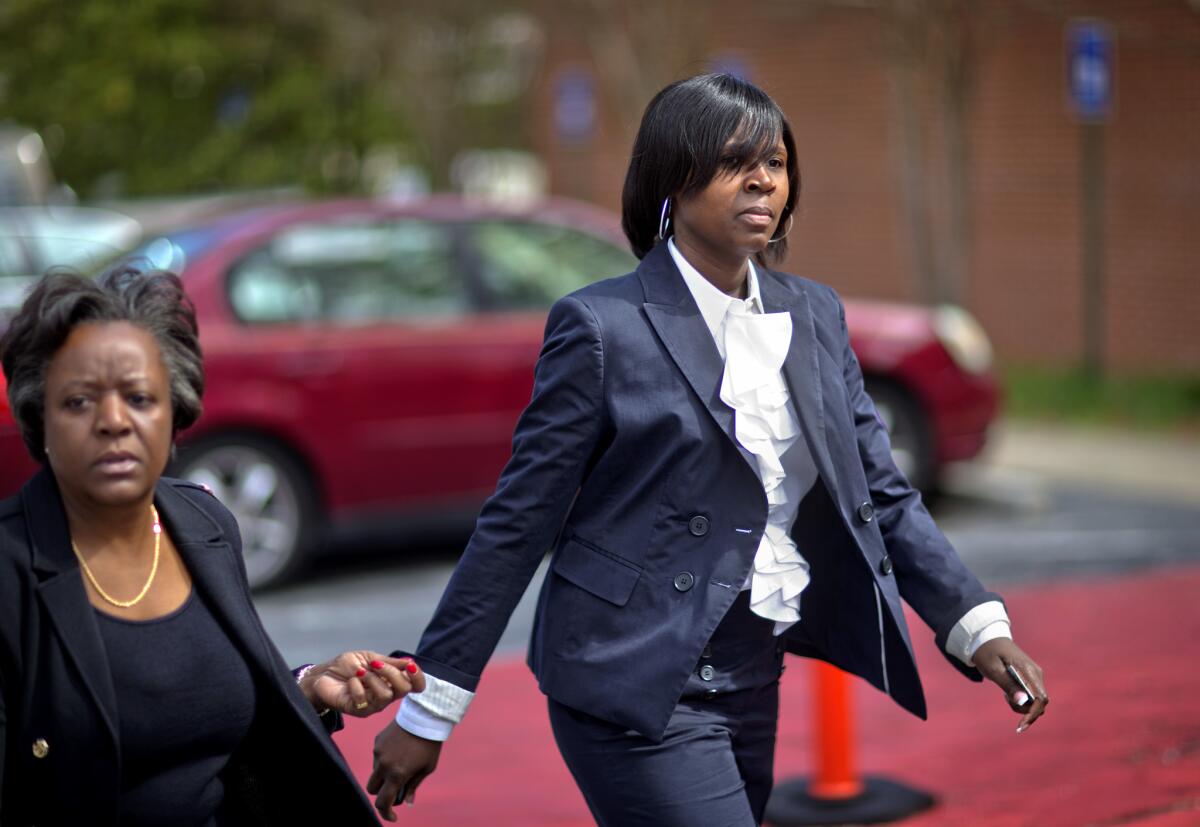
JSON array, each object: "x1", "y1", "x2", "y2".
[
  {"x1": 405, "y1": 661, "x2": 418, "y2": 674},
  {"x1": 355, "y1": 667, "x2": 367, "y2": 677},
  {"x1": 370, "y1": 660, "x2": 385, "y2": 670}
]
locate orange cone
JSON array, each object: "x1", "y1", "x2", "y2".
[{"x1": 764, "y1": 660, "x2": 936, "y2": 826}]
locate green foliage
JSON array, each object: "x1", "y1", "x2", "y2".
[
  {"x1": 0, "y1": 0, "x2": 410, "y2": 196},
  {"x1": 1003, "y1": 367, "x2": 1200, "y2": 431}
]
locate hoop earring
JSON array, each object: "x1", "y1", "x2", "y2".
[
  {"x1": 657, "y1": 197, "x2": 672, "y2": 241},
  {"x1": 767, "y1": 213, "x2": 794, "y2": 244}
]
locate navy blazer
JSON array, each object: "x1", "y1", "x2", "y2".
[
  {"x1": 0, "y1": 470, "x2": 377, "y2": 826},
  {"x1": 413, "y1": 242, "x2": 1001, "y2": 741}
]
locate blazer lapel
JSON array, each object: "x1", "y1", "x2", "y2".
[
  {"x1": 24, "y1": 470, "x2": 122, "y2": 753},
  {"x1": 757, "y1": 271, "x2": 842, "y2": 494},
  {"x1": 154, "y1": 482, "x2": 276, "y2": 680},
  {"x1": 638, "y1": 244, "x2": 758, "y2": 471}
]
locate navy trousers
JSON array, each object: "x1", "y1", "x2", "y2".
[{"x1": 548, "y1": 592, "x2": 786, "y2": 826}]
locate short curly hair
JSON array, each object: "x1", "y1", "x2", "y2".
[{"x1": 0, "y1": 266, "x2": 204, "y2": 462}]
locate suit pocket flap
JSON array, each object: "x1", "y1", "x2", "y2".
[{"x1": 552, "y1": 538, "x2": 641, "y2": 607}]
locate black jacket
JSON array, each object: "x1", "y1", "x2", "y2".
[{"x1": 0, "y1": 469, "x2": 378, "y2": 826}]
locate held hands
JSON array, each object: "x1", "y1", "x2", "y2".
[
  {"x1": 971, "y1": 638, "x2": 1049, "y2": 733},
  {"x1": 298, "y1": 652, "x2": 426, "y2": 718}
]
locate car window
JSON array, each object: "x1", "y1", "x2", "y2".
[
  {"x1": 0, "y1": 236, "x2": 27, "y2": 276},
  {"x1": 227, "y1": 219, "x2": 465, "y2": 324},
  {"x1": 470, "y1": 221, "x2": 636, "y2": 310}
]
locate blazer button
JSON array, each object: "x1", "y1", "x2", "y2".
[
  {"x1": 857, "y1": 502, "x2": 875, "y2": 523},
  {"x1": 879, "y1": 555, "x2": 894, "y2": 576},
  {"x1": 32, "y1": 738, "x2": 49, "y2": 759},
  {"x1": 673, "y1": 572, "x2": 695, "y2": 592},
  {"x1": 701, "y1": 645, "x2": 712, "y2": 659},
  {"x1": 699, "y1": 665, "x2": 715, "y2": 681},
  {"x1": 688, "y1": 516, "x2": 710, "y2": 537}
]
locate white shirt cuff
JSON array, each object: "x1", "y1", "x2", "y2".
[
  {"x1": 967, "y1": 620, "x2": 1012, "y2": 665},
  {"x1": 393, "y1": 672, "x2": 475, "y2": 742},
  {"x1": 945, "y1": 600, "x2": 1011, "y2": 666}
]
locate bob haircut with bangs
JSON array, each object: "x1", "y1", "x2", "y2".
[{"x1": 621, "y1": 73, "x2": 800, "y2": 267}]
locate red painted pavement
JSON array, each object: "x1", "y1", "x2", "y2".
[{"x1": 333, "y1": 566, "x2": 1200, "y2": 826}]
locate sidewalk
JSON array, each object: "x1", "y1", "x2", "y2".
[
  {"x1": 333, "y1": 564, "x2": 1200, "y2": 826},
  {"x1": 977, "y1": 420, "x2": 1200, "y2": 504}
]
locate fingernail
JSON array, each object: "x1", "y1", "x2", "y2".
[
  {"x1": 406, "y1": 661, "x2": 418, "y2": 674},
  {"x1": 356, "y1": 667, "x2": 367, "y2": 677},
  {"x1": 371, "y1": 660, "x2": 385, "y2": 670},
  {"x1": 1014, "y1": 691, "x2": 1030, "y2": 707},
  {"x1": 1016, "y1": 724, "x2": 1027, "y2": 734}
]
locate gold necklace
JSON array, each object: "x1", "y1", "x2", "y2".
[{"x1": 72, "y1": 505, "x2": 162, "y2": 609}]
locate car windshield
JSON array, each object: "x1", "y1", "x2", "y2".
[{"x1": 0, "y1": 206, "x2": 142, "y2": 329}]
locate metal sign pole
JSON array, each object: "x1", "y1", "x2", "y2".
[{"x1": 1068, "y1": 19, "x2": 1114, "y2": 378}]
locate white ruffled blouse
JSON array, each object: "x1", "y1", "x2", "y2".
[{"x1": 669, "y1": 239, "x2": 815, "y2": 634}]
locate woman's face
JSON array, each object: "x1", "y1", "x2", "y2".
[
  {"x1": 672, "y1": 136, "x2": 790, "y2": 264},
  {"x1": 43, "y1": 321, "x2": 173, "y2": 510}
]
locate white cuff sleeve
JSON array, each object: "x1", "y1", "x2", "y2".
[
  {"x1": 393, "y1": 672, "x2": 475, "y2": 742},
  {"x1": 945, "y1": 600, "x2": 1012, "y2": 666}
]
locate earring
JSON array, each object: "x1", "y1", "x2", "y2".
[
  {"x1": 768, "y1": 214, "x2": 794, "y2": 244},
  {"x1": 658, "y1": 197, "x2": 672, "y2": 241}
]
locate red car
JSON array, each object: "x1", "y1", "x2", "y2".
[{"x1": 0, "y1": 197, "x2": 998, "y2": 588}]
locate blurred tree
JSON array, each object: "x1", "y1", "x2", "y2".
[
  {"x1": 328, "y1": 0, "x2": 544, "y2": 190},
  {"x1": 764, "y1": 0, "x2": 1009, "y2": 306},
  {"x1": 543, "y1": 0, "x2": 715, "y2": 146},
  {"x1": 879, "y1": 0, "x2": 992, "y2": 307},
  {"x1": 0, "y1": 0, "x2": 411, "y2": 197}
]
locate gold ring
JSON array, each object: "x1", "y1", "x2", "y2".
[{"x1": 355, "y1": 701, "x2": 369, "y2": 710}]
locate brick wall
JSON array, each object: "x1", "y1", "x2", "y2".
[{"x1": 531, "y1": 1, "x2": 1200, "y2": 373}]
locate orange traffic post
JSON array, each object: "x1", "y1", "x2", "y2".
[
  {"x1": 809, "y1": 661, "x2": 864, "y2": 799},
  {"x1": 764, "y1": 661, "x2": 935, "y2": 826}
]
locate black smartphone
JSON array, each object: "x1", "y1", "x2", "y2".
[{"x1": 1006, "y1": 664, "x2": 1035, "y2": 710}]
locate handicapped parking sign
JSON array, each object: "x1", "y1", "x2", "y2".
[{"x1": 1067, "y1": 20, "x2": 1114, "y2": 121}]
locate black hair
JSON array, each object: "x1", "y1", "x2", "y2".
[
  {"x1": 0, "y1": 266, "x2": 204, "y2": 462},
  {"x1": 621, "y1": 72, "x2": 800, "y2": 265}
]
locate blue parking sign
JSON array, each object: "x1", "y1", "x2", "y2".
[
  {"x1": 1068, "y1": 20, "x2": 1114, "y2": 121},
  {"x1": 555, "y1": 68, "x2": 596, "y2": 145}
]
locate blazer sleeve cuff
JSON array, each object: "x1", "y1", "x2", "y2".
[{"x1": 390, "y1": 649, "x2": 482, "y2": 693}]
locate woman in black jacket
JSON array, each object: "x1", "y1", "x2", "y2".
[{"x1": 0, "y1": 268, "x2": 423, "y2": 826}]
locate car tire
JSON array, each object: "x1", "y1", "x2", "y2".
[
  {"x1": 172, "y1": 434, "x2": 319, "y2": 590},
  {"x1": 863, "y1": 379, "x2": 934, "y2": 493}
]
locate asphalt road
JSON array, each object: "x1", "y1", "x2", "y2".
[{"x1": 255, "y1": 466, "x2": 1200, "y2": 666}]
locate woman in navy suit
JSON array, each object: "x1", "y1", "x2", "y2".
[
  {"x1": 371, "y1": 73, "x2": 1049, "y2": 825},
  {"x1": 0, "y1": 268, "x2": 425, "y2": 825}
]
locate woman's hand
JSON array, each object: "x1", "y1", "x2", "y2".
[
  {"x1": 298, "y1": 652, "x2": 425, "y2": 718},
  {"x1": 971, "y1": 638, "x2": 1048, "y2": 732}
]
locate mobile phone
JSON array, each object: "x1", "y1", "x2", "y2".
[{"x1": 1006, "y1": 664, "x2": 1035, "y2": 710}]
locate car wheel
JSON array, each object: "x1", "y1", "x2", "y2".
[
  {"x1": 863, "y1": 379, "x2": 934, "y2": 492},
  {"x1": 173, "y1": 436, "x2": 318, "y2": 589}
]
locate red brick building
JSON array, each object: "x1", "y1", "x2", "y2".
[{"x1": 528, "y1": 1, "x2": 1200, "y2": 373}]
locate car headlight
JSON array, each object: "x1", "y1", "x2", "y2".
[{"x1": 934, "y1": 305, "x2": 993, "y2": 374}]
